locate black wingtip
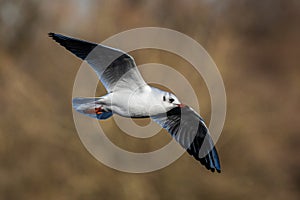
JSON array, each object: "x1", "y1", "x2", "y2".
[
  {"x1": 48, "y1": 32, "x2": 67, "y2": 43},
  {"x1": 195, "y1": 148, "x2": 221, "y2": 173},
  {"x1": 47, "y1": 32, "x2": 98, "y2": 60},
  {"x1": 48, "y1": 32, "x2": 55, "y2": 38},
  {"x1": 48, "y1": 32, "x2": 63, "y2": 43}
]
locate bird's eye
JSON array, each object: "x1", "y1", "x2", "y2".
[
  {"x1": 169, "y1": 98, "x2": 175, "y2": 103},
  {"x1": 163, "y1": 96, "x2": 166, "y2": 101}
]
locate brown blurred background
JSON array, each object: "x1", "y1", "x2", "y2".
[{"x1": 1, "y1": 0, "x2": 300, "y2": 199}]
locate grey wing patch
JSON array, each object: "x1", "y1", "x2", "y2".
[
  {"x1": 49, "y1": 33, "x2": 146, "y2": 92},
  {"x1": 98, "y1": 54, "x2": 146, "y2": 92},
  {"x1": 152, "y1": 106, "x2": 221, "y2": 173}
]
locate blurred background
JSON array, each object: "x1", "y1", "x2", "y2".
[{"x1": 1, "y1": 0, "x2": 300, "y2": 199}]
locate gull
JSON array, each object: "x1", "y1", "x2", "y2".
[{"x1": 49, "y1": 33, "x2": 221, "y2": 173}]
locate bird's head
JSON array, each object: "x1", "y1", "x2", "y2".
[{"x1": 162, "y1": 92, "x2": 184, "y2": 110}]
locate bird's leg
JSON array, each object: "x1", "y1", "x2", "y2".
[
  {"x1": 72, "y1": 95, "x2": 113, "y2": 119},
  {"x1": 81, "y1": 104, "x2": 104, "y2": 115},
  {"x1": 95, "y1": 106, "x2": 103, "y2": 115}
]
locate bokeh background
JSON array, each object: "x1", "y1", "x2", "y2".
[{"x1": 1, "y1": 0, "x2": 300, "y2": 199}]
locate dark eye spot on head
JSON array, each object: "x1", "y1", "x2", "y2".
[
  {"x1": 169, "y1": 98, "x2": 174, "y2": 103},
  {"x1": 163, "y1": 96, "x2": 166, "y2": 101}
]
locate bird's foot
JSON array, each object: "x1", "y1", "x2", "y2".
[
  {"x1": 95, "y1": 106, "x2": 103, "y2": 115},
  {"x1": 82, "y1": 106, "x2": 103, "y2": 115}
]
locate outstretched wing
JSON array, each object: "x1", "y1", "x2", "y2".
[
  {"x1": 49, "y1": 33, "x2": 147, "y2": 92},
  {"x1": 151, "y1": 106, "x2": 221, "y2": 173}
]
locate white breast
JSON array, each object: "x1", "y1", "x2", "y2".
[{"x1": 109, "y1": 86, "x2": 166, "y2": 117}]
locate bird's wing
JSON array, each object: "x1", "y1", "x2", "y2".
[
  {"x1": 151, "y1": 106, "x2": 221, "y2": 172},
  {"x1": 49, "y1": 33, "x2": 147, "y2": 92}
]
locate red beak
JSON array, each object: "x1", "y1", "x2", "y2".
[{"x1": 177, "y1": 104, "x2": 185, "y2": 108}]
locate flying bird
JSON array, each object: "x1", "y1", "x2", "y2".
[{"x1": 49, "y1": 33, "x2": 221, "y2": 173}]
